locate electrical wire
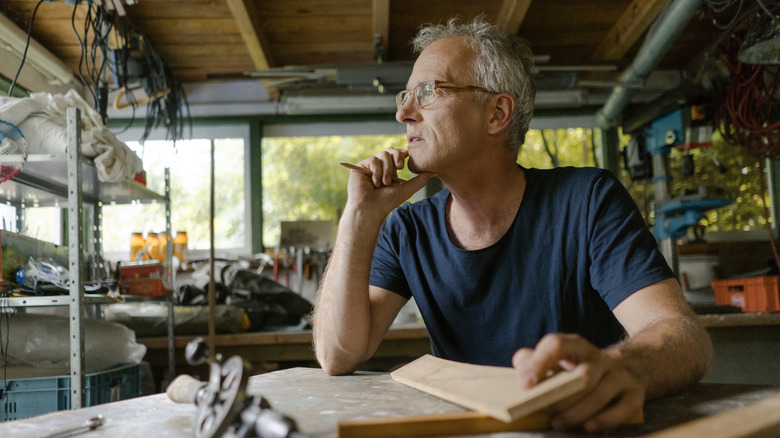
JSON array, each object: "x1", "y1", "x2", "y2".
[
  {"x1": 714, "y1": 37, "x2": 780, "y2": 159},
  {"x1": 704, "y1": 0, "x2": 745, "y2": 30},
  {"x1": 7, "y1": 0, "x2": 46, "y2": 97},
  {"x1": 64, "y1": 1, "x2": 192, "y2": 141},
  {"x1": 71, "y1": 1, "x2": 97, "y2": 105},
  {"x1": 9, "y1": 0, "x2": 191, "y2": 141},
  {"x1": 756, "y1": 0, "x2": 780, "y2": 25},
  {"x1": 708, "y1": 2, "x2": 780, "y2": 270}
]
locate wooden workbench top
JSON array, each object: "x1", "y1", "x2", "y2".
[
  {"x1": 137, "y1": 323, "x2": 428, "y2": 349},
  {"x1": 2, "y1": 367, "x2": 778, "y2": 438},
  {"x1": 136, "y1": 313, "x2": 780, "y2": 350},
  {"x1": 697, "y1": 312, "x2": 780, "y2": 327}
]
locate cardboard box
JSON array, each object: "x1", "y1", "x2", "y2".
[
  {"x1": 118, "y1": 261, "x2": 169, "y2": 296},
  {"x1": 712, "y1": 276, "x2": 780, "y2": 313}
]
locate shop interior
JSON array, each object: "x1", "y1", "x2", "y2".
[{"x1": 0, "y1": 1, "x2": 779, "y2": 436}]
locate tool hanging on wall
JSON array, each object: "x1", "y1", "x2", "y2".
[{"x1": 621, "y1": 87, "x2": 732, "y2": 274}]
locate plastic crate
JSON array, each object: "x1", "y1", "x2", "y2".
[
  {"x1": 711, "y1": 276, "x2": 780, "y2": 313},
  {"x1": 119, "y1": 261, "x2": 169, "y2": 297},
  {"x1": 0, "y1": 363, "x2": 141, "y2": 422}
]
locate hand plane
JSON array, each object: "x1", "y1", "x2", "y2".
[{"x1": 166, "y1": 338, "x2": 308, "y2": 438}]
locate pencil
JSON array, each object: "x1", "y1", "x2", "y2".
[
  {"x1": 340, "y1": 162, "x2": 404, "y2": 181},
  {"x1": 340, "y1": 162, "x2": 372, "y2": 176}
]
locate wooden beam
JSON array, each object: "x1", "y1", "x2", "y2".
[
  {"x1": 225, "y1": 0, "x2": 273, "y2": 70},
  {"x1": 591, "y1": 0, "x2": 669, "y2": 61},
  {"x1": 496, "y1": 0, "x2": 532, "y2": 35},
  {"x1": 372, "y1": 0, "x2": 390, "y2": 62}
]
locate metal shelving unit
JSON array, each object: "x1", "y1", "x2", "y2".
[{"x1": 0, "y1": 108, "x2": 175, "y2": 408}]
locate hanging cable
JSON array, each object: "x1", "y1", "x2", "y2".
[
  {"x1": 708, "y1": 3, "x2": 780, "y2": 270},
  {"x1": 11, "y1": 0, "x2": 191, "y2": 141},
  {"x1": 7, "y1": 0, "x2": 46, "y2": 97}
]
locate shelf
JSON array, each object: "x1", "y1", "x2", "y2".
[
  {"x1": 0, "y1": 155, "x2": 164, "y2": 207},
  {"x1": 0, "y1": 109, "x2": 175, "y2": 405},
  {"x1": 0, "y1": 293, "x2": 170, "y2": 308}
]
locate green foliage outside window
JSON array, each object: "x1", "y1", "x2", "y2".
[
  {"x1": 261, "y1": 135, "x2": 412, "y2": 249},
  {"x1": 519, "y1": 128, "x2": 598, "y2": 169},
  {"x1": 619, "y1": 131, "x2": 768, "y2": 233},
  {"x1": 260, "y1": 127, "x2": 765, "y2": 252}
]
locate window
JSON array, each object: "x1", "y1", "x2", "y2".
[
  {"x1": 261, "y1": 134, "x2": 409, "y2": 249},
  {"x1": 261, "y1": 121, "x2": 406, "y2": 249},
  {"x1": 619, "y1": 130, "x2": 769, "y2": 233},
  {"x1": 105, "y1": 124, "x2": 251, "y2": 261},
  {"x1": 519, "y1": 128, "x2": 599, "y2": 169}
]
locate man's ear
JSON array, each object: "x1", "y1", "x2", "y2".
[{"x1": 486, "y1": 93, "x2": 515, "y2": 135}]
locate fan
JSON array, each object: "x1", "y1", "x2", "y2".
[{"x1": 0, "y1": 120, "x2": 28, "y2": 183}]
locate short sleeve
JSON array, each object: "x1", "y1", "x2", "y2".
[
  {"x1": 369, "y1": 212, "x2": 413, "y2": 299},
  {"x1": 587, "y1": 172, "x2": 675, "y2": 309}
]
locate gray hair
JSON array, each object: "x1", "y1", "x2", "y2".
[{"x1": 412, "y1": 18, "x2": 536, "y2": 154}]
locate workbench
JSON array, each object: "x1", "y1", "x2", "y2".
[
  {"x1": 138, "y1": 314, "x2": 780, "y2": 385},
  {"x1": 1, "y1": 366, "x2": 778, "y2": 438},
  {"x1": 138, "y1": 323, "x2": 431, "y2": 370}
]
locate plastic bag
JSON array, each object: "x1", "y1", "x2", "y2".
[
  {"x1": 0, "y1": 313, "x2": 147, "y2": 373},
  {"x1": 16, "y1": 257, "x2": 69, "y2": 290}
]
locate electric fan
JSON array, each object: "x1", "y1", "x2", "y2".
[{"x1": 0, "y1": 120, "x2": 28, "y2": 183}]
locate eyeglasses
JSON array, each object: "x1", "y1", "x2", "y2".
[{"x1": 395, "y1": 80, "x2": 492, "y2": 109}]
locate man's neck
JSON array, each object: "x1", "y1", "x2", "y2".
[{"x1": 443, "y1": 162, "x2": 526, "y2": 250}]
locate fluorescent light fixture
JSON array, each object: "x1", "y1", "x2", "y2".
[
  {"x1": 534, "y1": 89, "x2": 588, "y2": 108},
  {"x1": 284, "y1": 89, "x2": 589, "y2": 114},
  {"x1": 0, "y1": 12, "x2": 73, "y2": 85},
  {"x1": 284, "y1": 95, "x2": 396, "y2": 115}
]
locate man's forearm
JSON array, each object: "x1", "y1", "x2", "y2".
[
  {"x1": 312, "y1": 205, "x2": 383, "y2": 375},
  {"x1": 607, "y1": 315, "x2": 712, "y2": 400}
]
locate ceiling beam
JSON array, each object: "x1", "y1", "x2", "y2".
[
  {"x1": 591, "y1": 0, "x2": 669, "y2": 61},
  {"x1": 225, "y1": 0, "x2": 273, "y2": 70},
  {"x1": 373, "y1": 0, "x2": 390, "y2": 62},
  {"x1": 496, "y1": 0, "x2": 532, "y2": 35}
]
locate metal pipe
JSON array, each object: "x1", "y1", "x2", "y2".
[{"x1": 595, "y1": 0, "x2": 703, "y2": 129}]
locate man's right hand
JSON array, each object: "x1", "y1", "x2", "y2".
[
  {"x1": 347, "y1": 148, "x2": 433, "y2": 219},
  {"x1": 313, "y1": 147, "x2": 431, "y2": 375}
]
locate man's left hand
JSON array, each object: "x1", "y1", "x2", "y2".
[{"x1": 511, "y1": 333, "x2": 645, "y2": 432}]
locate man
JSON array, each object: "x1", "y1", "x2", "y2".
[{"x1": 313, "y1": 18, "x2": 712, "y2": 432}]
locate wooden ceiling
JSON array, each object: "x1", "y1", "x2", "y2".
[{"x1": 0, "y1": 0, "x2": 734, "y2": 105}]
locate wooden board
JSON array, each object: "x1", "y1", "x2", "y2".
[
  {"x1": 338, "y1": 410, "x2": 549, "y2": 438},
  {"x1": 339, "y1": 405, "x2": 643, "y2": 438},
  {"x1": 390, "y1": 354, "x2": 586, "y2": 422},
  {"x1": 643, "y1": 392, "x2": 780, "y2": 438}
]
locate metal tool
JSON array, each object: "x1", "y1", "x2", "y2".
[
  {"x1": 43, "y1": 415, "x2": 105, "y2": 438},
  {"x1": 166, "y1": 338, "x2": 308, "y2": 438}
]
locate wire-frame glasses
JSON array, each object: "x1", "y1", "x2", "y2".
[{"x1": 395, "y1": 80, "x2": 492, "y2": 109}]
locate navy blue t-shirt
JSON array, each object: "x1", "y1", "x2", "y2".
[{"x1": 369, "y1": 166, "x2": 674, "y2": 367}]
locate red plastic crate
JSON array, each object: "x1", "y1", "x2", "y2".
[
  {"x1": 118, "y1": 261, "x2": 169, "y2": 297},
  {"x1": 711, "y1": 276, "x2": 780, "y2": 313}
]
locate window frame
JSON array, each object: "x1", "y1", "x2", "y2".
[{"x1": 110, "y1": 123, "x2": 253, "y2": 260}]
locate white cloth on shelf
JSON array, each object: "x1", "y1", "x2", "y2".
[
  {"x1": 1, "y1": 313, "x2": 146, "y2": 373},
  {"x1": 0, "y1": 89, "x2": 143, "y2": 182}
]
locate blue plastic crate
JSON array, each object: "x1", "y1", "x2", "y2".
[{"x1": 0, "y1": 363, "x2": 141, "y2": 422}]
